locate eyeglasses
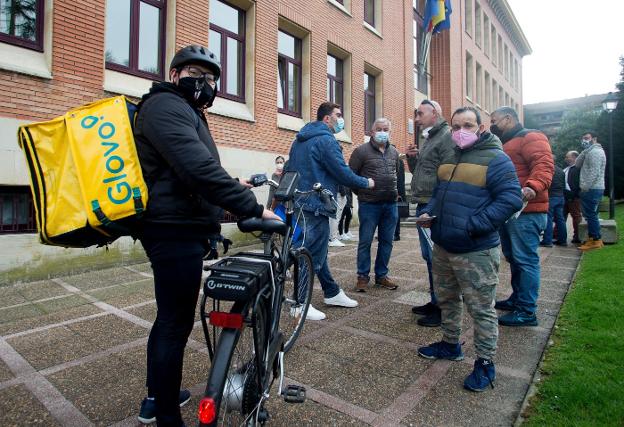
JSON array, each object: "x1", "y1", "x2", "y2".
[{"x1": 184, "y1": 66, "x2": 216, "y2": 84}]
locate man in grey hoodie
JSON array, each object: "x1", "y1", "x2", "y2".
[{"x1": 576, "y1": 131, "x2": 606, "y2": 251}]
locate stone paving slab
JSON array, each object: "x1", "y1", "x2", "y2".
[{"x1": 0, "y1": 227, "x2": 581, "y2": 426}]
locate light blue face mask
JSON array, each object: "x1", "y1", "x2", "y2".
[
  {"x1": 333, "y1": 117, "x2": 345, "y2": 134},
  {"x1": 581, "y1": 139, "x2": 592, "y2": 149},
  {"x1": 374, "y1": 131, "x2": 389, "y2": 144}
]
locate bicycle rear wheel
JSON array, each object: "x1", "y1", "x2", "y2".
[
  {"x1": 280, "y1": 248, "x2": 314, "y2": 353},
  {"x1": 202, "y1": 299, "x2": 268, "y2": 426}
]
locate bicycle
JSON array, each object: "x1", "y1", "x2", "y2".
[{"x1": 198, "y1": 171, "x2": 335, "y2": 426}]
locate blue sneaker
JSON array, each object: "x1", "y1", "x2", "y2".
[
  {"x1": 498, "y1": 310, "x2": 538, "y2": 327},
  {"x1": 464, "y1": 358, "x2": 496, "y2": 392},
  {"x1": 418, "y1": 340, "x2": 464, "y2": 361},
  {"x1": 494, "y1": 299, "x2": 515, "y2": 311},
  {"x1": 138, "y1": 389, "x2": 191, "y2": 424}
]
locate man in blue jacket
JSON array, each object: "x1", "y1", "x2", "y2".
[
  {"x1": 416, "y1": 107, "x2": 522, "y2": 392},
  {"x1": 287, "y1": 102, "x2": 374, "y2": 320}
]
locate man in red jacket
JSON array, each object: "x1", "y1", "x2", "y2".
[{"x1": 489, "y1": 107, "x2": 554, "y2": 327}]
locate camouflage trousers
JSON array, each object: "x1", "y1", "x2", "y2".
[{"x1": 432, "y1": 245, "x2": 500, "y2": 360}]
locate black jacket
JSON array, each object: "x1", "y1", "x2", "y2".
[
  {"x1": 564, "y1": 165, "x2": 580, "y2": 200},
  {"x1": 549, "y1": 166, "x2": 565, "y2": 197},
  {"x1": 134, "y1": 82, "x2": 263, "y2": 238},
  {"x1": 349, "y1": 140, "x2": 400, "y2": 203}
]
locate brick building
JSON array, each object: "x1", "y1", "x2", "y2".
[{"x1": 0, "y1": 0, "x2": 528, "y2": 280}]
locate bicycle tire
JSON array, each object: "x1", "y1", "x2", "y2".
[
  {"x1": 201, "y1": 298, "x2": 268, "y2": 426},
  {"x1": 280, "y1": 248, "x2": 314, "y2": 353}
]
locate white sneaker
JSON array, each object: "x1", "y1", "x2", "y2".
[
  {"x1": 328, "y1": 238, "x2": 346, "y2": 247},
  {"x1": 304, "y1": 304, "x2": 327, "y2": 321},
  {"x1": 340, "y1": 233, "x2": 352, "y2": 241},
  {"x1": 345, "y1": 231, "x2": 354, "y2": 239},
  {"x1": 324, "y1": 290, "x2": 358, "y2": 308}
]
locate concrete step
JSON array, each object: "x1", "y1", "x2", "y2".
[{"x1": 578, "y1": 219, "x2": 618, "y2": 244}]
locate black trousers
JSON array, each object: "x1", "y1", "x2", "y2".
[
  {"x1": 338, "y1": 206, "x2": 352, "y2": 235},
  {"x1": 141, "y1": 237, "x2": 207, "y2": 426}
]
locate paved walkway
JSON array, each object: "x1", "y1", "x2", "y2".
[{"x1": 0, "y1": 227, "x2": 581, "y2": 426}]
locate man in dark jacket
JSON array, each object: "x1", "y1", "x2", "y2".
[
  {"x1": 490, "y1": 106, "x2": 553, "y2": 327},
  {"x1": 407, "y1": 99, "x2": 457, "y2": 327},
  {"x1": 563, "y1": 150, "x2": 581, "y2": 244},
  {"x1": 133, "y1": 45, "x2": 279, "y2": 426},
  {"x1": 287, "y1": 102, "x2": 373, "y2": 321},
  {"x1": 417, "y1": 107, "x2": 522, "y2": 392},
  {"x1": 349, "y1": 118, "x2": 401, "y2": 292},
  {"x1": 540, "y1": 165, "x2": 567, "y2": 247},
  {"x1": 395, "y1": 147, "x2": 406, "y2": 241}
]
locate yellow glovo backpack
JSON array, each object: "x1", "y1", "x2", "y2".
[{"x1": 18, "y1": 96, "x2": 148, "y2": 248}]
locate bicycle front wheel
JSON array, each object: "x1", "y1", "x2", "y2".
[{"x1": 280, "y1": 248, "x2": 314, "y2": 353}]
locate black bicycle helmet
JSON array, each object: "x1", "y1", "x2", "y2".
[{"x1": 170, "y1": 45, "x2": 221, "y2": 81}]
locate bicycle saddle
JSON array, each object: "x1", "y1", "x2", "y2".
[{"x1": 237, "y1": 218, "x2": 287, "y2": 236}]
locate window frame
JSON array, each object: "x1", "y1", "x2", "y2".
[
  {"x1": 364, "y1": 72, "x2": 376, "y2": 132},
  {"x1": 277, "y1": 29, "x2": 303, "y2": 118},
  {"x1": 105, "y1": 0, "x2": 167, "y2": 81},
  {"x1": 210, "y1": 0, "x2": 246, "y2": 103},
  {"x1": 413, "y1": 6, "x2": 428, "y2": 94},
  {"x1": 327, "y1": 53, "x2": 344, "y2": 106},
  {"x1": 364, "y1": 0, "x2": 375, "y2": 26},
  {"x1": 464, "y1": 0, "x2": 473, "y2": 36},
  {"x1": 474, "y1": 1, "x2": 481, "y2": 47},
  {"x1": 465, "y1": 52, "x2": 473, "y2": 100},
  {"x1": 0, "y1": 0, "x2": 45, "y2": 52}
]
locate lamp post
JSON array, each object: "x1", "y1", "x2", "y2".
[{"x1": 602, "y1": 92, "x2": 619, "y2": 220}]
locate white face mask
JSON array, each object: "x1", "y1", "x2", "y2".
[
  {"x1": 422, "y1": 126, "x2": 432, "y2": 139},
  {"x1": 276, "y1": 163, "x2": 284, "y2": 171}
]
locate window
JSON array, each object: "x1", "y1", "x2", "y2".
[
  {"x1": 492, "y1": 79, "x2": 498, "y2": 110},
  {"x1": 364, "y1": 72, "x2": 376, "y2": 131},
  {"x1": 465, "y1": 52, "x2": 473, "y2": 100},
  {"x1": 505, "y1": 91, "x2": 509, "y2": 106},
  {"x1": 327, "y1": 54, "x2": 343, "y2": 107},
  {"x1": 474, "y1": 2, "x2": 481, "y2": 47},
  {"x1": 413, "y1": 8, "x2": 428, "y2": 94},
  {"x1": 105, "y1": 0, "x2": 166, "y2": 79},
  {"x1": 483, "y1": 14, "x2": 490, "y2": 57},
  {"x1": 0, "y1": 187, "x2": 35, "y2": 233},
  {"x1": 491, "y1": 24, "x2": 497, "y2": 65},
  {"x1": 364, "y1": 0, "x2": 374, "y2": 26},
  {"x1": 0, "y1": 0, "x2": 44, "y2": 51},
  {"x1": 277, "y1": 30, "x2": 302, "y2": 117},
  {"x1": 475, "y1": 62, "x2": 482, "y2": 105},
  {"x1": 498, "y1": 86, "x2": 503, "y2": 107},
  {"x1": 484, "y1": 71, "x2": 490, "y2": 111},
  {"x1": 209, "y1": 0, "x2": 245, "y2": 102},
  {"x1": 497, "y1": 35, "x2": 503, "y2": 71},
  {"x1": 464, "y1": 0, "x2": 472, "y2": 36},
  {"x1": 504, "y1": 43, "x2": 509, "y2": 81}
]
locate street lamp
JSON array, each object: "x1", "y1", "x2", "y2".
[{"x1": 602, "y1": 92, "x2": 619, "y2": 219}]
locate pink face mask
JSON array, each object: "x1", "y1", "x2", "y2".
[{"x1": 451, "y1": 129, "x2": 479, "y2": 149}]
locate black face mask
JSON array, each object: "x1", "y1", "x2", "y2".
[
  {"x1": 177, "y1": 76, "x2": 216, "y2": 109},
  {"x1": 490, "y1": 124, "x2": 503, "y2": 138}
]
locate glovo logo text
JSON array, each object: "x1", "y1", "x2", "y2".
[{"x1": 81, "y1": 115, "x2": 131, "y2": 205}]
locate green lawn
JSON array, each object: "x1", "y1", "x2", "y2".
[{"x1": 524, "y1": 206, "x2": 624, "y2": 426}]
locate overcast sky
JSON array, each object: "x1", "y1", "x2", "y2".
[{"x1": 507, "y1": 0, "x2": 624, "y2": 105}]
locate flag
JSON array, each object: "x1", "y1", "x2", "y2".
[{"x1": 422, "y1": 0, "x2": 452, "y2": 34}]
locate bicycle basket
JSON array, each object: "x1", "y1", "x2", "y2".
[{"x1": 204, "y1": 256, "x2": 272, "y2": 302}]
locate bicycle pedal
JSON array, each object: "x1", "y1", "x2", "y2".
[{"x1": 282, "y1": 385, "x2": 306, "y2": 403}]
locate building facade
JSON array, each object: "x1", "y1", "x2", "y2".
[{"x1": 0, "y1": 0, "x2": 528, "y2": 280}]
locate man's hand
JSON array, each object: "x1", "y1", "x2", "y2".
[
  {"x1": 367, "y1": 178, "x2": 375, "y2": 189},
  {"x1": 417, "y1": 213, "x2": 433, "y2": 228},
  {"x1": 406, "y1": 144, "x2": 419, "y2": 158},
  {"x1": 521, "y1": 186, "x2": 536, "y2": 201},
  {"x1": 262, "y1": 209, "x2": 282, "y2": 221},
  {"x1": 238, "y1": 178, "x2": 254, "y2": 189}
]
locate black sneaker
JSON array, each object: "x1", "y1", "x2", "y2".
[
  {"x1": 138, "y1": 389, "x2": 191, "y2": 424},
  {"x1": 417, "y1": 307, "x2": 441, "y2": 327},
  {"x1": 411, "y1": 302, "x2": 437, "y2": 315}
]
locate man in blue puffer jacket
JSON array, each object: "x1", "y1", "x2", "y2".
[
  {"x1": 416, "y1": 107, "x2": 522, "y2": 392},
  {"x1": 287, "y1": 102, "x2": 373, "y2": 321}
]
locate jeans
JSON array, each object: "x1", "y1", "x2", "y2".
[
  {"x1": 140, "y1": 237, "x2": 206, "y2": 426},
  {"x1": 416, "y1": 204, "x2": 436, "y2": 305},
  {"x1": 543, "y1": 196, "x2": 567, "y2": 244},
  {"x1": 499, "y1": 213, "x2": 547, "y2": 316},
  {"x1": 295, "y1": 210, "x2": 340, "y2": 298},
  {"x1": 580, "y1": 189, "x2": 603, "y2": 239},
  {"x1": 357, "y1": 201, "x2": 398, "y2": 279}
]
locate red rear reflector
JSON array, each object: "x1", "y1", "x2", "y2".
[
  {"x1": 209, "y1": 311, "x2": 244, "y2": 329},
  {"x1": 198, "y1": 397, "x2": 216, "y2": 424}
]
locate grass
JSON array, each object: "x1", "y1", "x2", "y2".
[{"x1": 523, "y1": 205, "x2": 624, "y2": 426}]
